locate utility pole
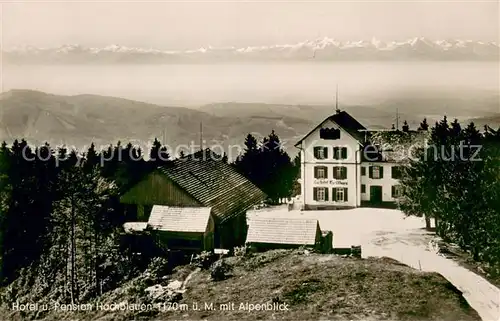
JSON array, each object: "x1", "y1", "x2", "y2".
[
  {"x1": 396, "y1": 108, "x2": 400, "y2": 131},
  {"x1": 199, "y1": 122, "x2": 203, "y2": 151}
]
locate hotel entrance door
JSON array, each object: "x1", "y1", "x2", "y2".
[{"x1": 370, "y1": 186, "x2": 383, "y2": 203}]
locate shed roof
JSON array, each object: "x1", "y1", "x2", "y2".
[
  {"x1": 159, "y1": 149, "x2": 267, "y2": 222},
  {"x1": 246, "y1": 217, "x2": 321, "y2": 246},
  {"x1": 148, "y1": 205, "x2": 212, "y2": 233},
  {"x1": 123, "y1": 222, "x2": 148, "y2": 233}
]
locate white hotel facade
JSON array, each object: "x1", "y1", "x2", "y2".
[{"x1": 295, "y1": 110, "x2": 404, "y2": 210}]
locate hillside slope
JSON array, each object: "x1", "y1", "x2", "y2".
[
  {"x1": 1, "y1": 90, "x2": 498, "y2": 156},
  {"x1": 466, "y1": 115, "x2": 500, "y2": 130},
  {"x1": 170, "y1": 253, "x2": 480, "y2": 321},
  {"x1": 200, "y1": 92, "x2": 500, "y2": 130},
  {"x1": 6, "y1": 250, "x2": 480, "y2": 321},
  {"x1": 0, "y1": 90, "x2": 314, "y2": 155}
]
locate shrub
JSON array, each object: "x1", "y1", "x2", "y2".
[
  {"x1": 210, "y1": 260, "x2": 232, "y2": 281},
  {"x1": 147, "y1": 257, "x2": 170, "y2": 279},
  {"x1": 192, "y1": 251, "x2": 216, "y2": 270},
  {"x1": 234, "y1": 245, "x2": 250, "y2": 257}
]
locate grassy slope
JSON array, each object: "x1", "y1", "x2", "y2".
[
  {"x1": 9, "y1": 250, "x2": 480, "y2": 321},
  {"x1": 171, "y1": 252, "x2": 479, "y2": 321}
]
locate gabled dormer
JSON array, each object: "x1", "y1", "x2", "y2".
[
  {"x1": 295, "y1": 111, "x2": 367, "y2": 164},
  {"x1": 295, "y1": 111, "x2": 366, "y2": 148}
]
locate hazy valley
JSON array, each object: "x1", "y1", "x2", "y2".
[{"x1": 0, "y1": 89, "x2": 498, "y2": 158}]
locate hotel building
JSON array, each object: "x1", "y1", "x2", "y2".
[{"x1": 294, "y1": 110, "x2": 412, "y2": 210}]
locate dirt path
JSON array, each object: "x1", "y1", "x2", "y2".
[{"x1": 362, "y1": 229, "x2": 500, "y2": 321}]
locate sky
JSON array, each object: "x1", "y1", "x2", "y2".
[{"x1": 1, "y1": 0, "x2": 499, "y2": 49}]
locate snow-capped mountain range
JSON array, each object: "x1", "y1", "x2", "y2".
[{"x1": 3, "y1": 37, "x2": 499, "y2": 64}]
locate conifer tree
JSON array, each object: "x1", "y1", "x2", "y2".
[
  {"x1": 400, "y1": 117, "x2": 500, "y2": 270},
  {"x1": 0, "y1": 142, "x2": 11, "y2": 281},
  {"x1": 148, "y1": 138, "x2": 169, "y2": 170},
  {"x1": 83, "y1": 143, "x2": 100, "y2": 173},
  {"x1": 402, "y1": 120, "x2": 409, "y2": 132},
  {"x1": 234, "y1": 131, "x2": 296, "y2": 203},
  {"x1": 418, "y1": 118, "x2": 429, "y2": 131}
]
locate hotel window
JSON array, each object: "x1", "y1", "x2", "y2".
[
  {"x1": 333, "y1": 187, "x2": 348, "y2": 202},
  {"x1": 314, "y1": 166, "x2": 328, "y2": 179},
  {"x1": 333, "y1": 147, "x2": 348, "y2": 160},
  {"x1": 361, "y1": 184, "x2": 366, "y2": 193},
  {"x1": 361, "y1": 167, "x2": 366, "y2": 176},
  {"x1": 369, "y1": 165, "x2": 384, "y2": 179},
  {"x1": 392, "y1": 185, "x2": 403, "y2": 198},
  {"x1": 313, "y1": 146, "x2": 328, "y2": 159},
  {"x1": 313, "y1": 187, "x2": 329, "y2": 201},
  {"x1": 391, "y1": 166, "x2": 402, "y2": 179},
  {"x1": 333, "y1": 166, "x2": 347, "y2": 179},
  {"x1": 320, "y1": 128, "x2": 341, "y2": 140}
]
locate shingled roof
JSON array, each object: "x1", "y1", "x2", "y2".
[
  {"x1": 246, "y1": 217, "x2": 321, "y2": 246},
  {"x1": 148, "y1": 206, "x2": 212, "y2": 233},
  {"x1": 123, "y1": 222, "x2": 148, "y2": 233},
  {"x1": 295, "y1": 110, "x2": 366, "y2": 146},
  {"x1": 361, "y1": 129, "x2": 428, "y2": 162},
  {"x1": 158, "y1": 149, "x2": 267, "y2": 223}
]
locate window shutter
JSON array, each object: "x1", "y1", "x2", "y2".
[
  {"x1": 333, "y1": 147, "x2": 338, "y2": 160},
  {"x1": 313, "y1": 147, "x2": 320, "y2": 159},
  {"x1": 324, "y1": 147, "x2": 328, "y2": 159},
  {"x1": 342, "y1": 167, "x2": 347, "y2": 179},
  {"x1": 341, "y1": 147, "x2": 348, "y2": 159},
  {"x1": 325, "y1": 188, "x2": 329, "y2": 201},
  {"x1": 314, "y1": 167, "x2": 318, "y2": 178},
  {"x1": 369, "y1": 166, "x2": 373, "y2": 178},
  {"x1": 313, "y1": 187, "x2": 318, "y2": 201},
  {"x1": 344, "y1": 188, "x2": 348, "y2": 201},
  {"x1": 380, "y1": 166, "x2": 384, "y2": 178},
  {"x1": 332, "y1": 166, "x2": 337, "y2": 179},
  {"x1": 391, "y1": 186, "x2": 395, "y2": 198},
  {"x1": 333, "y1": 188, "x2": 338, "y2": 201},
  {"x1": 324, "y1": 167, "x2": 328, "y2": 179},
  {"x1": 392, "y1": 166, "x2": 401, "y2": 179}
]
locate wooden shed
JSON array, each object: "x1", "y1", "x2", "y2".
[
  {"x1": 147, "y1": 205, "x2": 215, "y2": 252},
  {"x1": 246, "y1": 217, "x2": 323, "y2": 251},
  {"x1": 120, "y1": 149, "x2": 267, "y2": 249}
]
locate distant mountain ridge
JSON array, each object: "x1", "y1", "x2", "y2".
[
  {"x1": 4, "y1": 37, "x2": 499, "y2": 64},
  {"x1": 0, "y1": 90, "x2": 316, "y2": 156}
]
